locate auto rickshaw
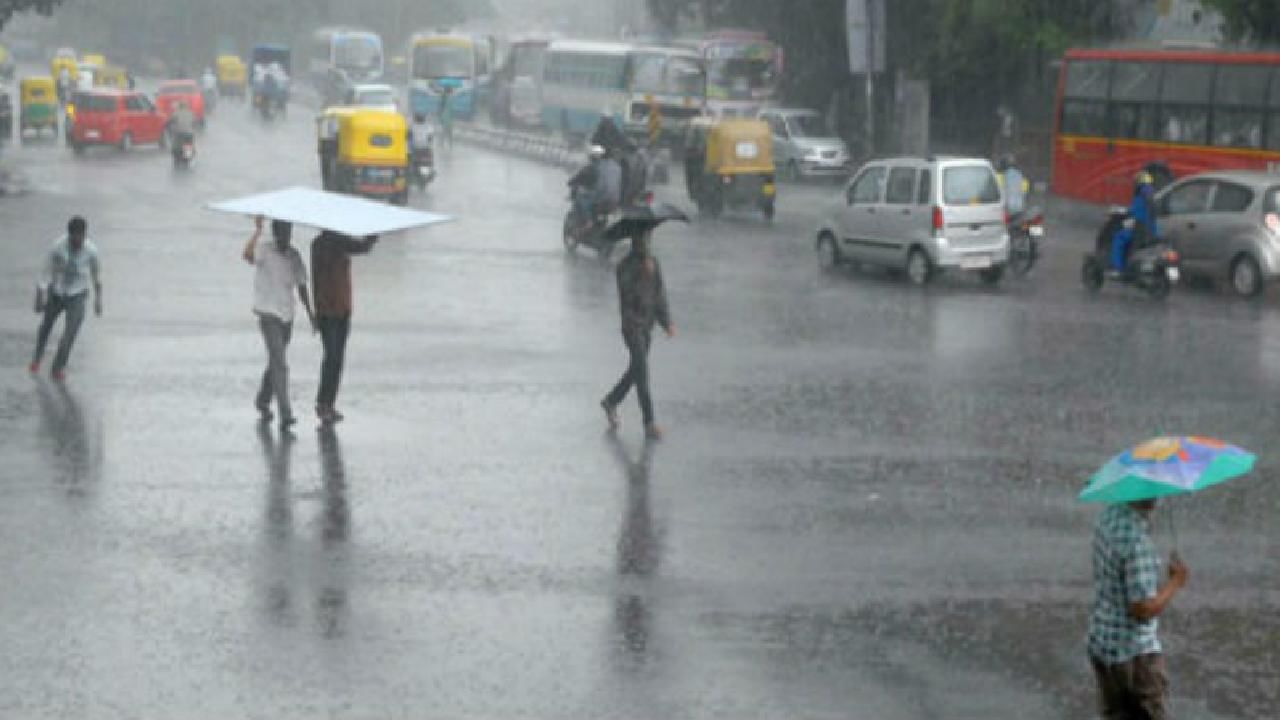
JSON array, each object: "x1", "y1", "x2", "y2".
[
  {"x1": 80, "y1": 53, "x2": 107, "y2": 70},
  {"x1": 50, "y1": 51, "x2": 77, "y2": 80},
  {"x1": 216, "y1": 54, "x2": 247, "y2": 98},
  {"x1": 684, "y1": 117, "x2": 777, "y2": 220},
  {"x1": 19, "y1": 76, "x2": 59, "y2": 141},
  {"x1": 94, "y1": 65, "x2": 130, "y2": 90},
  {"x1": 320, "y1": 108, "x2": 410, "y2": 205}
]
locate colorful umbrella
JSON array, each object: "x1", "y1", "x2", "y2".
[{"x1": 1079, "y1": 436, "x2": 1256, "y2": 504}]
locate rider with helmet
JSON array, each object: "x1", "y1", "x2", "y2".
[
  {"x1": 409, "y1": 111, "x2": 435, "y2": 187},
  {"x1": 569, "y1": 144, "x2": 621, "y2": 221},
  {"x1": 1111, "y1": 171, "x2": 1158, "y2": 273}
]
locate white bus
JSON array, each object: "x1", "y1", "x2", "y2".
[
  {"x1": 310, "y1": 28, "x2": 385, "y2": 86},
  {"x1": 541, "y1": 40, "x2": 705, "y2": 141}
]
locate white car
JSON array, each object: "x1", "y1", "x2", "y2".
[{"x1": 347, "y1": 83, "x2": 399, "y2": 113}]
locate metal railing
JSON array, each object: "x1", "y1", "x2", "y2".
[{"x1": 455, "y1": 124, "x2": 582, "y2": 169}]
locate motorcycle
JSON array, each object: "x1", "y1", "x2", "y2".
[
  {"x1": 563, "y1": 188, "x2": 655, "y2": 262},
  {"x1": 411, "y1": 148, "x2": 435, "y2": 191},
  {"x1": 170, "y1": 130, "x2": 196, "y2": 168},
  {"x1": 1081, "y1": 206, "x2": 1180, "y2": 299},
  {"x1": 1007, "y1": 208, "x2": 1044, "y2": 277}
]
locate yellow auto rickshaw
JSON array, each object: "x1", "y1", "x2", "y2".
[
  {"x1": 80, "y1": 53, "x2": 106, "y2": 70},
  {"x1": 19, "y1": 76, "x2": 59, "y2": 140},
  {"x1": 94, "y1": 64, "x2": 130, "y2": 90},
  {"x1": 319, "y1": 108, "x2": 410, "y2": 205},
  {"x1": 50, "y1": 52, "x2": 77, "y2": 81},
  {"x1": 684, "y1": 117, "x2": 777, "y2": 220},
  {"x1": 216, "y1": 55, "x2": 247, "y2": 98}
]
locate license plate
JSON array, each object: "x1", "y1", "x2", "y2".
[
  {"x1": 1029, "y1": 226, "x2": 1044, "y2": 237},
  {"x1": 85, "y1": 130, "x2": 99, "y2": 139},
  {"x1": 1167, "y1": 267, "x2": 1180, "y2": 282},
  {"x1": 960, "y1": 255, "x2": 991, "y2": 269}
]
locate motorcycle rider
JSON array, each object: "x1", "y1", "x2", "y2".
[
  {"x1": 1111, "y1": 171, "x2": 1158, "y2": 275},
  {"x1": 409, "y1": 112, "x2": 435, "y2": 186},
  {"x1": 568, "y1": 145, "x2": 620, "y2": 232},
  {"x1": 201, "y1": 67, "x2": 218, "y2": 109},
  {"x1": 997, "y1": 155, "x2": 1029, "y2": 219},
  {"x1": 168, "y1": 100, "x2": 197, "y2": 159}
]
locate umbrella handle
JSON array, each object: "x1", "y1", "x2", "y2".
[{"x1": 1164, "y1": 501, "x2": 1180, "y2": 554}]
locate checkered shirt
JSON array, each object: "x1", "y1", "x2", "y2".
[{"x1": 1088, "y1": 504, "x2": 1162, "y2": 664}]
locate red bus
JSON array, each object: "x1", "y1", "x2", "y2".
[{"x1": 1053, "y1": 48, "x2": 1280, "y2": 205}]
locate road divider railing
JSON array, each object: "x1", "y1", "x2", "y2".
[{"x1": 455, "y1": 124, "x2": 582, "y2": 170}]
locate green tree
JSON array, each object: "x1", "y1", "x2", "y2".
[
  {"x1": 1203, "y1": 0, "x2": 1280, "y2": 44},
  {"x1": 0, "y1": 0, "x2": 66, "y2": 29}
]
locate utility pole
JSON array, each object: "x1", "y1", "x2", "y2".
[{"x1": 864, "y1": 0, "x2": 876, "y2": 158}]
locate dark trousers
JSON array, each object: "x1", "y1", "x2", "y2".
[
  {"x1": 33, "y1": 291, "x2": 88, "y2": 372},
  {"x1": 1090, "y1": 653, "x2": 1168, "y2": 720},
  {"x1": 256, "y1": 315, "x2": 294, "y2": 419},
  {"x1": 606, "y1": 330, "x2": 654, "y2": 426},
  {"x1": 316, "y1": 315, "x2": 351, "y2": 409}
]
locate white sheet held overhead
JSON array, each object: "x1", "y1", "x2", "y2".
[{"x1": 206, "y1": 186, "x2": 453, "y2": 236}]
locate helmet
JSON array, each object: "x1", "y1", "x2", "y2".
[
  {"x1": 588, "y1": 144, "x2": 606, "y2": 160},
  {"x1": 998, "y1": 154, "x2": 1015, "y2": 172},
  {"x1": 1135, "y1": 171, "x2": 1154, "y2": 187}
]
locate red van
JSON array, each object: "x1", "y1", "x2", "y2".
[
  {"x1": 156, "y1": 80, "x2": 206, "y2": 124},
  {"x1": 70, "y1": 89, "x2": 168, "y2": 153}
]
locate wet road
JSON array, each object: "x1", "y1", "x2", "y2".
[{"x1": 1, "y1": 98, "x2": 1277, "y2": 719}]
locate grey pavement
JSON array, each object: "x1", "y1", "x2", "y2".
[{"x1": 0, "y1": 101, "x2": 1277, "y2": 719}]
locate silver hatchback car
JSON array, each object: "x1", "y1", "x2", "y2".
[
  {"x1": 758, "y1": 108, "x2": 851, "y2": 181},
  {"x1": 1156, "y1": 171, "x2": 1280, "y2": 297},
  {"x1": 816, "y1": 156, "x2": 1010, "y2": 285}
]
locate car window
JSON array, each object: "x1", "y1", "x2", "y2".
[
  {"x1": 847, "y1": 166, "x2": 886, "y2": 205},
  {"x1": 1163, "y1": 180, "x2": 1212, "y2": 215},
  {"x1": 1210, "y1": 182, "x2": 1254, "y2": 212},
  {"x1": 941, "y1": 165, "x2": 1000, "y2": 205},
  {"x1": 1265, "y1": 186, "x2": 1280, "y2": 214},
  {"x1": 125, "y1": 95, "x2": 146, "y2": 111},
  {"x1": 916, "y1": 169, "x2": 932, "y2": 205},
  {"x1": 885, "y1": 167, "x2": 917, "y2": 205},
  {"x1": 78, "y1": 94, "x2": 117, "y2": 112}
]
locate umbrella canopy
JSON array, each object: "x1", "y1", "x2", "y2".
[
  {"x1": 604, "y1": 203, "x2": 690, "y2": 241},
  {"x1": 1079, "y1": 436, "x2": 1255, "y2": 504},
  {"x1": 207, "y1": 187, "x2": 453, "y2": 237}
]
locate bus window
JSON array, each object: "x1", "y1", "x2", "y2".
[
  {"x1": 1065, "y1": 60, "x2": 1110, "y2": 99},
  {"x1": 1109, "y1": 62, "x2": 1160, "y2": 140},
  {"x1": 1213, "y1": 64, "x2": 1269, "y2": 149},
  {"x1": 1061, "y1": 60, "x2": 1109, "y2": 136},
  {"x1": 1159, "y1": 63, "x2": 1213, "y2": 144},
  {"x1": 1062, "y1": 100, "x2": 1107, "y2": 136}
]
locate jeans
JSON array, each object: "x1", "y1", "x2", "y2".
[
  {"x1": 33, "y1": 291, "x2": 88, "y2": 372},
  {"x1": 1112, "y1": 227, "x2": 1134, "y2": 271},
  {"x1": 256, "y1": 314, "x2": 294, "y2": 420},
  {"x1": 606, "y1": 330, "x2": 654, "y2": 426},
  {"x1": 316, "y1": 315, "x2": 351, "y2": 409}
]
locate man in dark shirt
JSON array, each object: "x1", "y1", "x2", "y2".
[
  {"x1": 602, "y1": 230, "x2": 674, "y2": 439},
  {"x1": 311, "y1": 231, "x2": 377, "y2": 424}
]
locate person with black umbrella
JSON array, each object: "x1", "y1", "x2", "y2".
[{"x1": 602, "y1": 229, "x2": 674, "y2": 440}]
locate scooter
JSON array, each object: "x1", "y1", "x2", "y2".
[
  {"x1": 1081, "y1": 206, "x2": 1180, "y2": 299},
  {"x1": 562, "y1": 188, "x2": 655, "y2": 263},
  {"x1": 1007, "y1": 207, "x2": 1044, "y2": 277},
  {"x1": 411, "y1": 148, "x2": 435, "y2": 191},
  {"x1": 170, "y1": 130, "x2": 196, "y2": 169}
]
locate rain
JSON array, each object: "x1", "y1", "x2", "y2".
[{"x1": 0, "y1": 0, "x2": 1277, "y2": 718}]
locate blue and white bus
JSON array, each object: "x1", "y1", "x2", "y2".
[
  {"x1": 310, "y1": 28, "x2": 384, "y2": 85},
  {"x1": 407, "y1": 32, "x2": 495, "y2": 121},
  {"x1": 540, "y1": 41, "x2": 705, "y2": 141}
]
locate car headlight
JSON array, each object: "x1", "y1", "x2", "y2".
[{"x1": 804, "y1": 148, "x2": 822, "y2": 159}]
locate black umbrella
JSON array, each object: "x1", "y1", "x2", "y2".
[{"x1": 604, "y1": 203, "x2": 691, "y2": 241}]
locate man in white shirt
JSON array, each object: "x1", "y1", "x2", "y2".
[
  {"x1": 31, "y1": 216, "x2": 101, "y2": 380},
  {"x1": 243, "y1": 217, "x2": 315, "y2": 430}
]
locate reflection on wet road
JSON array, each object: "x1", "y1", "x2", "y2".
[{"x1": 0, "y1": 92, "x2": 1276, "y2": 719}]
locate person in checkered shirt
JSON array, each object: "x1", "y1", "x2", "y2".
[{"x1": 1087, "y1": 499, "x2": 1189, "y2": 720}]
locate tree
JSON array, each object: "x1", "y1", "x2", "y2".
[
  {"x1": 0, "y1": 0, "x2": 66, "y2": 30},
  {"x1": 1203, "y1": 0, "x2": 1280, "y2": 44}
]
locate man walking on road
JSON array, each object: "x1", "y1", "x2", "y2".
[
  {"x1": 310, "y1": 231, "x2": 377, "y2": 424},
  {"x1": 244, "y1": 217, "x2": 314, "y2": 431},
  {"x1": 602, "y1": 230, "x2": 673, "y2": 440},
  {"x1": 30, "y1": 216, "x2": 102, "y2": 381},
  {"x1": 1087, "y1": 499, "x2": 1189, "y2": 720}
]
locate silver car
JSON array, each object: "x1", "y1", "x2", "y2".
[
  {"x1": 1156, "y1": 170, "x2": 1280, "y2": 297},
  {"x1": 758, "y1": 108, "x2": 851, "y2": 181},
  {"x1": 816, "y1": 156, "x2": 1010, "y2": 285}
]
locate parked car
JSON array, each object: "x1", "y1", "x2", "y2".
[
  {"x1": 69, "y1": 89, "x2": 168, "y2": 153},
  {"x1": 155, "y1": 80, "x2": 206, "y2": 125},
  {"x1": 758, "y1": 107, "x2": 851, "y2": 182},
  {"x1": 1156, "y1": 170, "x2": 1280, "y2": 298},
  {"x1": 816, "y1": 156, "x2": 1010, "y2": 285}
]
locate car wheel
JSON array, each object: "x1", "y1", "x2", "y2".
[
  {"x1": 906, "y1": 248, "x2": 932, "y2": 286},
  {"x1": 1231, "y1": 254, "x2": 1264, "y2": 298},
  {"x1": 119, "y1": 132, "x2": 132, "y2": 152},
  {"x1": 817, "y1": 233, "x2": 841, "y2": 273}
]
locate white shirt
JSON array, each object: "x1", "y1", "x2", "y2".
[
  {"x1": 252, "y1": 241, "x2": 307, "y2": 322},
  {"x1": 410, "y1": 120, "x2": 433, "y2": 149},
  {"x1": 40, "y1": 236, "x2": 100, "y2": 297}
]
